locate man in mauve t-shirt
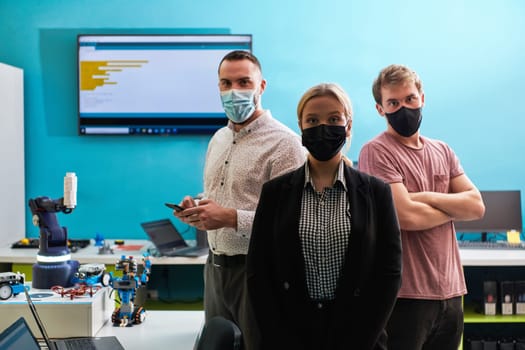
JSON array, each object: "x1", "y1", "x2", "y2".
[{"x1": 359, "y1": 64, "x2": 485, "y2": 350}]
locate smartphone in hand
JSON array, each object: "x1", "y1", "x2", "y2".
[{"x1": 165, "y1": 203, "x2": 184, "y2": 212}]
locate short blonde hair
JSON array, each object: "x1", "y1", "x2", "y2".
[{"x1": 297, "y1": 83, "x2": 353, "y2": 124}]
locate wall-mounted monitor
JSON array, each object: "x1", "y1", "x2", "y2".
[
  {"x1": 77, "y1": 34, "x2": 252, "y2": 135},
  {"x1": 454, "y1": 190, "x2": 522, "y2": 235}
]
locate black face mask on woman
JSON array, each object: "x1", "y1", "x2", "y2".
[
  {"x1": 301, "y1": 124, "x2": 347, "y2": 161},
  {"x1": 385, "y1": 106, "x2": 422, "y2": 137}
]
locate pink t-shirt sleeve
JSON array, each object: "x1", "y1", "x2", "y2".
[{"x1": 359, "y1": 140, "x2": 403, "y2": 184}]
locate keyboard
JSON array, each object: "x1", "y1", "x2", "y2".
[
  {"x1": 457, "y1": 240, "x2": 525, "y2": 250},
  {"x1": 54, "y1": 338, "x2": 98, "y2": 350}
]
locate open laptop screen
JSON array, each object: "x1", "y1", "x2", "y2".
[
  {"x1": 0, "y1": 317, "x2": 40, "y2": 350},
  {"x1": 141, "y1": 219, "x2": 188, "y2": 251}
]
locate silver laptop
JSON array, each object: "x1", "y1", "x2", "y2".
[
  {"x1": 24, "y1": 288, "x2": 124, "y2": 350},
  {"x1": 141, "y1": 219, "x2": 209, "y2": 257}
]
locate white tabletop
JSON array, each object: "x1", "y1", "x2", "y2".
[
  {"x1": 0, "y1": 240, "x2": 206, "y2": 265},
  {"x1": 459, "y1": 248, "x2": 525, "y2": 266},
  {"x1": 96, "y1": 310, "x2": 204, "y2": 350},
  {"x1": 2, "y1": 241, "x2": 524, "y2": 267}
]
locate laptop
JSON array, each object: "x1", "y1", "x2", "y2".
[
  {"x1": 141, "y1": 219, "x2": 209, "y2": 257},
  {"x1": 24, "y1": 288, "x2": 124, "y2": 350},
  {"x1": 0, "y1": 317, "x2": 41, "y2": 350}
]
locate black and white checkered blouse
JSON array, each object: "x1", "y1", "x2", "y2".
[{"x1": 299, "y1": 160, "x2": 351, "y2": 301}]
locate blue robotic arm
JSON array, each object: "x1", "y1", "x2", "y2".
[
  {"x1": 28, "y1": 196, "x2": 72, "y2": 258},
  {"x1": 28, "y1": 196, "x2": 79, "y2": 289}
]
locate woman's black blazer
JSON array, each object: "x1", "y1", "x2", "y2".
[{"x1": 247, "y1": 164, "x2": 402, "y2": 350}]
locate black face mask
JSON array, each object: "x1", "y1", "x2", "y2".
[
  {"x1": 385, "y1": 106, "x2": 422, "y2": 137},
  {"x1": 302, "y1": 124, "x2": 347, "y2": 161}
]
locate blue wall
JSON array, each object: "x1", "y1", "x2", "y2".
[{"x1": 1, "y1": 0, "x2": 524, "y2": 239}]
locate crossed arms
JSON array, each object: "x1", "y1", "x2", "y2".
[{"x1": 391, "y1": 174, "x2": 485, "y2": 231}]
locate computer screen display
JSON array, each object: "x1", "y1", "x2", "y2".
[
  {"x1": 454, "y1": 190, "x2": 522, "y2": 233},
  {"x1": 77, "y1": 34, "x2": 252, "y2": 135}
]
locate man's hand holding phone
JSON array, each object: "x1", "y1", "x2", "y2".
[
  {"x1": 167, "y1": 195, "x2": 199, "y2": 216},
  {"x1": 165, "y1": 202, "x2": 184, "y2": 212},
  {"x1": 166, "y1": 195, "x2": 201, "y2": 211},
  {"x1": 169, "y1": 195, "x2": 202, "y2": 227},
  {"x1": 168, "y1": 195, "x2": 235, "y2": 231}
]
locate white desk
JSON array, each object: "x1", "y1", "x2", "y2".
[
  {"x1": 459, "y1": 248, "x2": 525, "y2": 266},
  {"x1": 0, "y1": 286, "x2": 112, "y2": 338},
  {"x1": 0, "y1": 240, "x2": 206, "y2": 266},
  {"x1": 96, "y1": 310, "x2": 204, "y2": 350},
  {"x1": 2, "y1": 241, "x2": 524, "y2": 267},
  {"x1": 6, "y1": 245, "x2": 518, "y2": 265}
]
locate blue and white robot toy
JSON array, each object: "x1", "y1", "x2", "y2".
[{"x1": 109, "y1": 254, "x2": 151, "y2": 327}]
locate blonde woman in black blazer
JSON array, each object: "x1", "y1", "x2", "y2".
[{"x1": 246, "y1": 83, "x2": 402, "y2": 350}]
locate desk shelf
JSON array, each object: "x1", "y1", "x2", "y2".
[
  {"x1": 462, "y1": 264, "x2": 525, "y2": 348},
  {"x1": 464, "y1": 305, "x2": 525, "y2": 323}
]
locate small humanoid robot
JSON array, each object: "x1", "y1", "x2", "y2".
[{"x1": 109, "y1": 254, "x2": 151, "y2": 327}]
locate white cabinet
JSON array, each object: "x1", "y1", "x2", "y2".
[{"x1": 0, "y1": 63, "x2": 25, "y2": 242}]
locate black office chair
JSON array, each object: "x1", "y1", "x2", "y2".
[{"x1": 194, "y1": 316, "x2": 242, "y2": 350}]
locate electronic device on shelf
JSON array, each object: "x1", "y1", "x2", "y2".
[{"x1": 77, "y1": 34, "x2": 252, "y2": 136}]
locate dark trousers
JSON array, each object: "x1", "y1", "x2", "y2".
[
  {"x1": 386, "y1": 296, "x2": 463, "y2": 350},
  {"x1": 275, "y1": 300, "x2": 386, "y2": 350},
  {"x1": 204, "y1": 254, "x2": 259, "y2": 350}
]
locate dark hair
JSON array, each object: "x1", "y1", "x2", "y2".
[{"x1": 218, "y1": 50, "x2": 262, "y2": 74}]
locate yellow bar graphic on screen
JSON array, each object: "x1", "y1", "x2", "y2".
[{"x1": 80, "y1": 60, "x2": 148, "y2": 91}]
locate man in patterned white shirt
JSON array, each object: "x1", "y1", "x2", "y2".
[{"x1": 174, "y1": 50, "x2": 305, "y2": 349}]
